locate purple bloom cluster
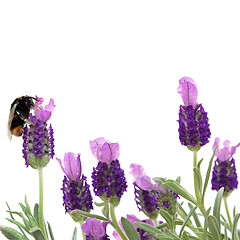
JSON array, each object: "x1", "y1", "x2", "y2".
[
  {"x1": 62, "y1": 175, "x2": 93, "y2": 213},
  {"x1": 92, "y1": 159, "x2": 127, "y2": 199},
  {"x1": 211, "y1": 158, "x2": 238, "y2": 193},
  {"x1": 130, "y1": 164, "x2": 179, "y2": 218},
  {"x1": 178, "y1": 104, "x2": 211, "y2": 147},
  {"x1": 22, "y1": 115, "x2": 55, "y2": 168},
  {"x1": 211, "y1": 138, "x2": 240, "y2": 195},
  {"x1": 134, "y1": 185, "x2": 159, "y2": 215}
]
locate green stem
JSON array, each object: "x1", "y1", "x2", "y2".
[
  {"x1": 193, "y1": 151, "x2": 206, "y2": 217},
  {"x1": 38, "y1": 167, "x2": 46, "y2": 238},
  {"x1": 79, "y1": 219, "x2": 86, "y2": 240},
  {"x1": 223, "y1": 196, "x2": 233, "y2": 230},
  {"x1": 110, "y1": 203, "x2": 128, "y2": 240},
  {"x1": 153, "y1": 218, "x2": 158, "y2": 226}
]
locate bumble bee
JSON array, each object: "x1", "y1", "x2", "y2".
[{"x1": 8, "y1": 96, "x2": 37, "y2": 140}]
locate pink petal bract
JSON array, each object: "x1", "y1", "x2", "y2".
[
  {"x1": 129, "y1": 163, "x2": 145, "y2": 180},
  {"x1": 178, "y1": 76, "x2": 198, "y2": 108},
  {"x1": 213, "y1": 137, "x2": 240, "y2": 161}
]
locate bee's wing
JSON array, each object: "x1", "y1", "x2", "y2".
[{"x1": 7, "y1": 103, "x2": 18, "y2": 140}]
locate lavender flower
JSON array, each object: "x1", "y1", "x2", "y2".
[
  {"x1": 22, "y1": 96, "x2": 55, "y2": 168},
  {"x1": 57, "y1": 152, "x2": 93, "y2": 213},
  {"x1": 211, "y1": 138, "x2": 240, "y2": 196},
  {"x1": 130, "y1": 164, "x2": 179, "y2": 218},
  {"x1": 177, "y1": 77, "x2": 211, "y2": 151},
  {"x1": 81, "y1": 218, "x2": 111, "y2": 240},
  {"x1": 90, "y1": 137, "x2": 127, "y2": 204}
]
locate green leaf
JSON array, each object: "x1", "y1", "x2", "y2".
[
  {"x1": 153, "y1": 178, "x2": 197, "y2": 205},
  {"x1": 202, "y1": 207, "x2": 212, "y2": 240},
  {"x1": 202, "y1": 146, "x2": 217, "y2": 203},
  {"x1": 6, "y1": 218, "x2": 28, "y2": 232},
  {"x1": 135, "y1": 222, "x2": 165, "y2": 237},
  {"x1": 182, "y1": 231, "x2": 190, "y2": 240},
  {"x1": 71, "y1": 227, "x2": 77, "y2": 240},
  {"x1": 69, "y1": 210, "x2": 109, "y2": 222},
  {"x1": 207, "y1": 215, "x2": 221, "y2": 240},
  {"x1": 121, "y1": 217, "x2": 140, "y2": 240},
  {"x1": 29, "y1": 227, "x2": 46, "y2": 240},
  {"x1": 0, "y1": 225, "x2": 28, "y2": 240},
  {"x1": 160, "y1": 209, "x2": 176, "y2": 232},
  {"x1": 193, "y1": 167, "x2": 202, "y2": 198},
  {"x1": 213, "y1": 187, "x2": 224, "y2": 229},
  {"x1": 47, "y1": 222, "x2": 55, "y2": 240},
  {"x1": 232, "y1": 213, "x2": 240, "y2": 240},
  {"x1": 179, "y1": 205, "x2": 197, "y2": 238},
  {"x1": 34, "y1": 204, "x2": 39, "y2": 226},
  {"x1": 188, "y1": 203, "x2": 202, "y2": 228}
]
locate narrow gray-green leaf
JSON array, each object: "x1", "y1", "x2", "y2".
[
  {"x1": 193, "y1": 167, "x2": 202, "y2": 196},
  {"x1": 160, "y1": 209, "x2": 173, "y2": 231},
  {"x1": 207, "y1": 215, "x2": 221, "y2": 240},
  {"x1": 47, "y1": 222, "x2": 55, "y2": 240},
  {"x1": 202, "y1": 146, "x2": 217, "y2": 203},
  {"x1": 202, "y1": 208, "x2": 212, "y2": 240},
  {"x1": 182, "y1": 231, "x2": 190, "y2": 240},
  {"x1": 213, "y1": 187, "x2": 224, "y2": 229},
  {"x1": 34, "y1": 204, "x2": 39, "y2": 226},
  {"x1": 121, "y1": 217, "x2": 140, "y2": 240},
  {"x1": 135, "y1": 222, "x2": 163, "y2": 236},
  {"x1": 232, "y1": 213, "x2": 240, "y2": 240},
  {"x1": 69, "y1": 210, "x2": 108, "y2": 222},
  {"x1": 71, "y1": 227, "x2": 77, "y2": 240},
  {"x1": 29, "y1": 227, "x2": 46, "y2": 240},
  {"x1": 188, "y1": 203, "x2": 202, "y2": 228},
  {"x1": 179, "y1": 206, "x2": 197, "y2": 238},
  {"x1": 153, "y1": 178, "x2": 197, "y2": 204}
]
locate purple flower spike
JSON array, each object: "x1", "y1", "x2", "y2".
[
  {"x1": 82, "y1": 218, "x2": 111, "y2": 240},
  {"x1": 58, "y1": 152, "x2": 93, "y2": 213},
  {"x1": 34, "y1": 96, "x2": 55, "y2": 123},
  {"x1": 177, "y1": 78, "x2": 211, "y2": 151},
  {"x1": 211, "y1": 138, "x2": 240, "y2": 195},
  {"x1": 177, "y1": 76, "x2": 198, "y2": 109},
  {"x1": 90, "y1": 138, "x2": 127, "y2": 202},
  {"x1": 57, "y1": 152, "x2": 81, "y2": 181},
  {"x1": 22, "y1": 115, "x2": 54, "y2": 168},
  {"x1": 90, "y1": 137, "x2": 120, "y2": 164}
]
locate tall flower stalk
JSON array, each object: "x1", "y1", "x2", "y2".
[{"x1": 22, "y1": 96, "x2": 55, "y2": 237}]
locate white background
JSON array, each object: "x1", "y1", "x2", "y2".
[{"x1": 1, "y1": 1, "x2": 240, "y2": 239}]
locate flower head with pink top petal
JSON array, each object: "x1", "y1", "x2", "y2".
[
  {"x1": 211, "y1": 137, "x2": 240, "y2": 195},
  {"x1": 90, "y1": 137, "x2": 127, "y2": 202},
  {"x1": 56, "y1": 152, "x2": 93, "y2": 213},
  {"x1": 177, "y1": 77, "x2": 211, "y2": 151}
]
